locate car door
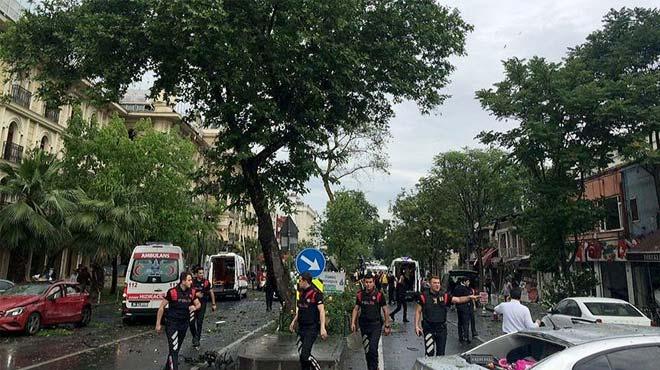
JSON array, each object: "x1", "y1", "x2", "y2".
[
  {"x1": 42, "y1": 285, "x2": 65, "y2": 324},
  {"x1": 563, "y1": 299, "x2": 594, "y2": 325},
  {"x1": 548, "y1": 299, "x2": 573, "y2": 327},
  {"x1": 573, "y1": 345, "x2": 660, "y2": 370},
  {"x1": 61, "y1": 284, "x2": 85, "y2": 322}
]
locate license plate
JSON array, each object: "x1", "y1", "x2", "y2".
[{"x1": 131, "y1": 302, "x2": 149, "y2": 308}]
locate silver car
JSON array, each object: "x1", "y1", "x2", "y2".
[
  {"x1": 0, "y1": 279, "x2": 14, "y2": 293},
  {"x1": 412, "y1": 324, "x2": 660, "y2": 369}
]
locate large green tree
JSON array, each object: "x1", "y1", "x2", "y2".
[
  {"x1": 0, "y1": 0, "x2": 471, "y2": 310},
  {"x1": 0, "y1": 150, "x2": 81, "y2": 282},
  {"x1": 319, "y1": 190, "x2": 379, "y2": 271},
  {"x1": 475, "y1": 8, "x2": 660, "y2": 277}
]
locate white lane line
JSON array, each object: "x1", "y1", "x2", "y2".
[
  {"x1": 17, "y1": 330, "x2": 155, "y2": 370},
  {"x1": 378, "y1": 334, "x2": 384, "y2": 370},
  {"x1": 190, "y1": 319, "x2": 276, "y2": 370}
]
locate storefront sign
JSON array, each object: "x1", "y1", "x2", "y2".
[
  {"x1": 319, "y1": 271, "x2": 346, "y2": 293},
  {"x1": 627, "y1": 253, "x2": 660, "y2": 262}
]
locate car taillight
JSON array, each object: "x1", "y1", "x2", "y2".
[
  {"x1": 122, "y1": 285, "x2": 128, "y2": 299},
  {"x1": 652, "y1": 321, "x2": 658, "y2": 327},
  {"x1": 595, "y1": 319, "x2": 603, "y2": 324}
]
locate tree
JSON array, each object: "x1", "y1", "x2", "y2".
[
  {"x1": 314, "y1": 122, "x2": 390, "y2": 203},
  {"x1": 0, "y1": 150, "x2": 81, "y2": 282},
  {"x1": 0, "y1": 0, "x2": 472, "y2": 310},
  {"x1": 319, "y1": 190, "x2": 378, "y2": 271}
]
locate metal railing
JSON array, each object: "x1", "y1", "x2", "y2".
[
  {"x1": 10, "y1": 84, "x2": 31, "y2": 109},
  {"x1": 45, "y1": 106, "x2": 60, "y2": 123},
  {"x1": 0, "y1": 0, "x2": 22, "y2": 22},
  {"x1": 2, "y1": 141, "x2": 23, "y2": 163}
]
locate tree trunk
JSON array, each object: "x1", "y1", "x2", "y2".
[
  {"x1": 110, "y1": 256, "x2": 118, "y2": 295},
  {"x1": 321, "y1": 174, "x2": 335, "y2": 203},
  {"x1": 242, "y1": 163, "x2": 294, "y2": 313}
]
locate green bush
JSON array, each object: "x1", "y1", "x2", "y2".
[{"x1": 541, "y1": 268, "x2": 598, "y2": 308}]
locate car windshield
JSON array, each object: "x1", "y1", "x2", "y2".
[
  {"x1": 584, "y1": 302, "x2": 643, "y2": 317},
  {"x1": 462, "y1": 333, "x2": 566, "y2": 368},
  {"x1": 130, "y1": 257, "x2": 179, "y2": 284},
  {"x1": 0, "y1": 283, "x2": 50, "y2": 296}
]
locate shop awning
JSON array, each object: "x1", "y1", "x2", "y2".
[
  {"x1": 627, "y1": 230, "x2": 660, "y2": 262},
  {"x1": 474, "y1": 247, "x2": 497, "y2": 267}
]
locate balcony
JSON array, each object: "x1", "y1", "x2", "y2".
[
  {"x1": 2, "y1": 141, "x2": 23, "y2": 163},
  {"x1": 45, "y1": 106, "x2": 60, "y2": 123},
  {"x1": 10, "y1": 84, "x2": 31, "y2": 109},
  {"x1": 0, "y1": 0, "x2": 22, "y2": 22}
]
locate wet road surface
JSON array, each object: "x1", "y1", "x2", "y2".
[{"x1": 0, "y1": 290, "x2": 278, "y2": 370}]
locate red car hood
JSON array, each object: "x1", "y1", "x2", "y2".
[{"x1": 0, "y1": 295, "x2": 41, "y2": 311}]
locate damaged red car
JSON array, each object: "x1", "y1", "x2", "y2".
[{"x1": 0, "y1": 281, "x2": 92, "y2": 335}]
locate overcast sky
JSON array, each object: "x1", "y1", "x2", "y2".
[{"x1": 302, "y1": 0, "x2": 658, "y2": 219}]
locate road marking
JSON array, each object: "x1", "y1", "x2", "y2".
[
  {"x1": 378, "y1": 335, "x2": 384, "y2": 370},
  {"x1": 190, "y1": 319, "x2": 276, "y2": 370},
  {"x1": 17, "y1": 330, "x2": 155, "y2": 370}
]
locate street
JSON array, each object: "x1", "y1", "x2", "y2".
[
  {"x1": 0, "y1": 291, "x2": 278, "y2": 370},
  {"x1": 343, "y1": 302, "x2": 502, "y2": 370}
]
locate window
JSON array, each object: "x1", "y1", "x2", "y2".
[
  {"x1": 39, "y1": 136, "x2": 49, "y2": 150},
  {"x1": 629, "y1": 198, "x2": 639, "y2": 222},
  {"x1": 606, "y1": 346, "x2": 660, "y2": 370},
  {"x1": 130, "y1": 257, "x2": 179, "y2": 284},
  {"x1": 65, "y1": 285, "x2": 81, "y2": 296},
  {"x1": 601, "y1": 197, "x2": 622, "y2": 231},
  {"x1": 583, "y1": 302, "x2": 642, "y2": 317},
  {"x1": 574, "y1": 355, "x2": 610, "y2": 370},
  {"x1": 565, "y1": 300, "x2": 582, "y2": 317},
  {"x1": 0, "y1": 281, "x2": 12, "y2": 291},
  {"x1": 47, "y1": 286, "x2": 63, "y2": 300}
]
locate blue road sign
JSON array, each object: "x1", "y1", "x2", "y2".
[{"x1": 295, "y1": 248, "x2": 326, "y2": 278}]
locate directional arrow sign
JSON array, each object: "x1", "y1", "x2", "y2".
[{"x1": 295, "y1": 248, "x2": 326, "y2": 278}]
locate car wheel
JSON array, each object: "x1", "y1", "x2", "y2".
[
  {"x1": 77, "y1": 306, "x2": 92, "y2": 327},
  {"x1": 25, "y1": 312, "x2": 41, "y2": 335}
]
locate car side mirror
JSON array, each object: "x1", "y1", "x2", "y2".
[{"x1": 548, "y1": 308, "x2": 556, "y2": 314}]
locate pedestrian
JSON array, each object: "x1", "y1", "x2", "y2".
[
  {"x1": 77, "y1": 265, "x2": 91, "y2": 293},
  {"x1": 350, "y1": 273, "x2": 392, "y2": 370},
  {"x1": 468, "y1": 280, "x2": 479, "y2": 338},
  {"x1": 289, "y1": 272, "x2": 328, "y2": 370},
  {"x1": 190, "y1": 266, "x2": 216, "y2": 349},
  {"x1": 265, "y1": 276, "x2": 275, "y2": 311},
  {"x1": 375, "y1": 271, "x2": 382, "y2": 291},
  {"x1": 156, "y1": 272, "x2": 201, "y2": 370},
  {"x1": 387, "y1": 272, "x2": 396, "y2": 305},
  {"x1": 389, "y1": 273, "x2": 409, "y2": 322},
  {"x1": 452, "y1": 277, "x2": 473, "y2": 344},
  {"x1": 380, "y1": 271, "x2": 389, "y2": 301},
  {"x1": 503, "y1": 279, "x2": 512, "y2": 302},
  {"x1": 415, "y1": 276, "x2": 478, "y2": 356},
  {"x1": 493, "y1": 288, "x2": 540, "y2": 334}
]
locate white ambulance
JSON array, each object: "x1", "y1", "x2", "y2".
[
  {"x1": 206, "y1": 253, "x2": 249, "y2": 300},
  {"x1": 122, "y1": 243, "x2": 185, "y2": 322}
]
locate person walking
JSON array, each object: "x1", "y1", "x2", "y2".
[
  {"x1": 264, "y1": 276, "x2": 275, "y2": 311},
  {"x1": 415, "y1": 276, "x2": 478, "y2": 356},
  {"x1": 77, "y1": 266, "x2": 91, "y2": 293},
  {"x1": 469, "y1": 280, "x2": 479, "y2": 338},
  {"x1": 389, "y1": 273, "x2": 409, "y2": 322},
  {"x1": 289, "y1": 272, "x2": 327, "y2": 370},
  {"x1": 351, "y1": 273, "x2": 391, "y2": 370},
  {"x1": 452, "y1": 277, "x2": 473, "y2": 343},
  {"x1": 493, "y1": 288, "x2": 540, "y2": 334},
  {"x1": 156, "y1": 272, "x2": 201, "y2": 370},
  {"x1": 380, "y1": 272, "x2": 389, "y2": 302},
  {"x1": 190, "y1": 266, "x2": 216, "y2": 349},
  {"x1": 387, "y1": 272, "x2": 396, "y2": 305}
]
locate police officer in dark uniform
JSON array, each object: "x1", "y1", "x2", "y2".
[
  {"x1": 156, "y1": 271, "x2": 201, "y2": 370},
  {"x1": 452, "y1": 277, "x2": 475, "y2": 344},
  {"x1": 415, "y1": 276, "x2": 477, "y2": 356},
  {"x1": 351, "y1": 273, "x2": 391, "y2": 370},
  {"x1": 190, "y1": 266, "x2": 216, "y2": 348},
  {"x1": 289, "y1": 272, "x2": 328, "y2": 370},
  {"x1": 389, "y1": 272, "x2": 409, "y2": 322}
]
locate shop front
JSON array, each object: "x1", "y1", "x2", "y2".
[{"x1": 627, "y1": 230, "x2": 660, "y2": 323}]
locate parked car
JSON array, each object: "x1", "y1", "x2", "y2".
[
  {"x1": 0, "y1": 279, "x2": 14, "y2": 293},
  {"x1": 0, "y1": 281, "x2": 92, "y2": 335},
  {"x1": 541, "y1": 297, "x2": 652, "y2": 328},
  {"x1": 411, "y1": 324, "x2": 660, "y2": 369}
]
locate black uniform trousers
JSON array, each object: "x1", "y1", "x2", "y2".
[
  {"x1": 265, "y1": 286, "x2": 274, "y2": 311},
  {"x1": 360, "y1": 322, "x2": 382, "y2": 370},
  {"x1": 297, "y1": 324, "x2": 321, "y2": 370},
  {"x1": 189, "y1": 301, "x2": 207, "y2": 346},
  {"x1": 422, "y1": 322, "x2": 447, "y2": 356},
  {"x1": 390, "y1": 296, "x2": 408, "y2": 320},
  {"x1": 388, "y1": 284, "x2": 395, "y2": 304},
  {"x1": 456, "y1": 305, "x2": 471, "y2": 342},
  {"x1": 469, "y1": 303, "x2": 478, "y2": 336},
  {"x1": 164, "y1": 320, "x2": 189, "y2": 370}
]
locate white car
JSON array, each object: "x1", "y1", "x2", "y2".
[
  {"x1": 412, "y1": 324, "x2": 660, "y2": 370},
  {"x1": 542, "y1": 297, "x2": 651, "y2": 328}
]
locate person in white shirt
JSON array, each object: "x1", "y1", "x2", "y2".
[{"x1": 494, "y1": 288, "x2": 540, "y2": 334}]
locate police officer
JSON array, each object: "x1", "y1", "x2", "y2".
[
  {"x1": 389, "y1": 272, "x2": 408, "y2": 322},
  {"x1": 351, "y1": 273, "x2": 391, "y2": 370},
  {"x1": 289, "y1": 272, "x2": 328, "y2": 370},
  {"x1": 415, "y1": 276, "x2": 478, "y2": 356},
  {"x1": 156, "y1": 271, "x2": 201, "y2": 370},
  {"x1": 452, "y1": 277, "x2": 475, "y2": 344},
  {"x1": 190, "y1": 266, "x2": 216, "y2": 348}
]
